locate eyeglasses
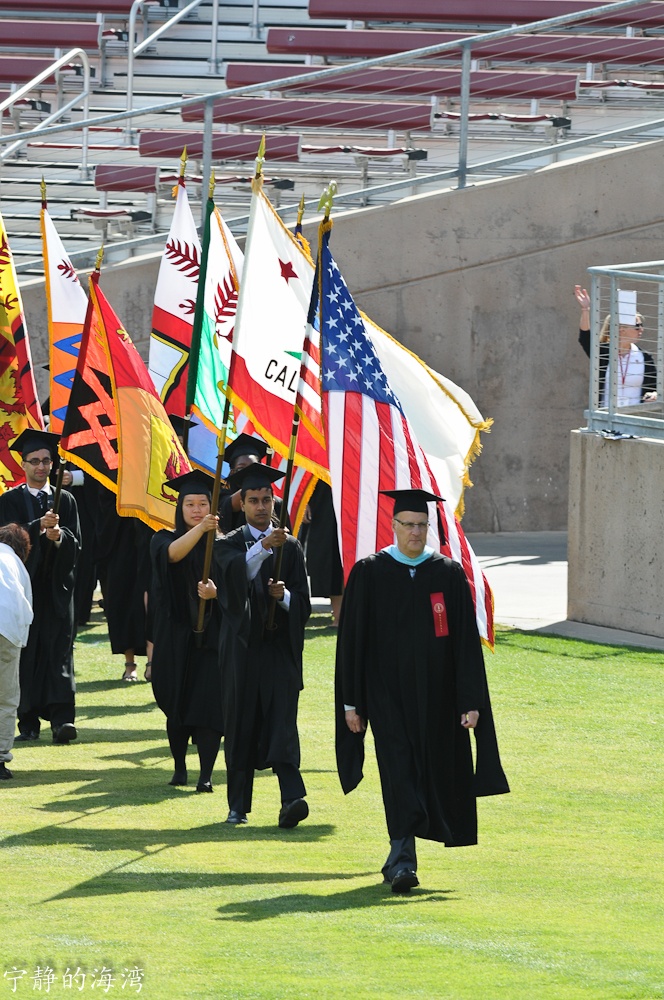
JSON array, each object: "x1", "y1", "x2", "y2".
[
  {"x1": 393, "y1": 519, "x2": 429, "y2": 532},
  {"x1": 24, "y1": 458, "x2": 53, "y2": 467},
  {"x1": 635, "y1": 322, "x2": 644, "y2": 329}
]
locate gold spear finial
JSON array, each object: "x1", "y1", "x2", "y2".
[
  {"x1": 297, "y1": 193, "x2": 305, "y2": 227},
  {"x1": 40, "y1": 176, "x2": 47, "y2": 207},
  {"x1": 179, "y1": 146, "x2": 187, "y2": 177},
  {"x1": 255, "y1": 134, "x2": 266, "y2": 180},
  {"x1": 95, "y1": 245, "x2": 105, "y2": 271},
  {"x1": 317, "y1": 181, "x2": 337, "y2": 220},
  {"x1": 208, "y1": 169, "x2": 216, "y2": 200}
]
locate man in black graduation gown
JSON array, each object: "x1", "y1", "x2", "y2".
[
  {"x1": 218, "y1": 433, "x2": 290, "y2": 535},
  {"x1": 336, "y1": 488, "x2": 509, "y2": 893},
  {"x1": 218, "y1": 464, "x2": 310, "y2": 828},
  {"x1": 0, "y1": 430, "x2": 81, "y2": 743}
]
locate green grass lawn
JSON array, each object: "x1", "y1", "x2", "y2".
[{"x1": 1, "y1": 610, "x2": 663, "y2": 1000}]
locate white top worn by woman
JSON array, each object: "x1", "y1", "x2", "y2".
[{"x1": 0, "y1": 542, "x2": 33, "y2": 647}]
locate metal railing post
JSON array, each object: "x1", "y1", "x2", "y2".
[
  {"x1": 201, "y1": 97, "x2": 214, "y2": 226},
  {"x1": 589, "y1": 275, "x2": 601, "y2": 431},
  {"x1": 457, "y1": 43, "x2": 472, "y2": 190},
  {"x1": 658, "y1": 272, "x2": 664, "y2": 403},
  {"x1": 125, "y1": 0, "x2": 143, "y2": 143},
  {"x1": 250, "y1": 0, "x2": 261, "y2": 41},
  {"x1": 209, "y1": 0, "x2": 219, "y2": 74}
]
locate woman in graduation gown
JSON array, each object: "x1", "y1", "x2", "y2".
[{"x1": 150, "y1": 471, "x2": 224, "y2": 793}]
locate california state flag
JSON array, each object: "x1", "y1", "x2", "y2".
[
  {"x1": 148, "y1": 175, "x2": 200, "y2": 417},
  {"x1": 228, "y1": 182, "x2": 329, "y2": 480},
  {"x1": 90, "y1": 271, "x2": 191, "y2": 529}
]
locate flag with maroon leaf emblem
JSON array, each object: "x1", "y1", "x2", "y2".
[{"x1": 148, "y1": 175, "x2": 201, "y2": 418}]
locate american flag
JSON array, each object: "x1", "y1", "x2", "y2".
[{"x1": 317, "y1": 226, "x2": 493, "y2": 646}]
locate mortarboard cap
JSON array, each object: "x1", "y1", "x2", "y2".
[
  {"x1": 165, "y1": 469, "x2": 215, "y2": 497},
  {"x1": 224, "y1": 433, "x2": 268, "y2": 469},
  {"x1": 168, "y1": 414, "x2": 198, "y2": 437},
  {"x1": 380, "y1": 488, "x2": 444, "y2": 515},
  {"x1": 11, "y1": 428, "x2": 60, "y2": 460},
  {"x1": 232, "y1": 463, "x2": 284, "y2": 492}
]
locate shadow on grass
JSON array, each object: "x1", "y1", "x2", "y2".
[
  {"x1": 75, "y1": 679, "x2": 151, "y2": 693},
  {"x1": 47, "y1": 864, "x2": 361, "y2": 902},
  {"x1": 4, "y1": 819, "x2": 334, "y2": 863},
  {"x1": 305, "y1": 623, "x2": 338, "y2": 639},
  {"x1": 77, "y1": 701, "x2": 160, "y2": 719},
  {"x1": 215, "y1": 883, "x2": 454, "y2": 919},
  {"x1": 494, "y1": 630, "x2": 650, "y2": 660}
]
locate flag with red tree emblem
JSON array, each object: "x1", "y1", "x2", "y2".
[
  {"x1": 88, "y1": 269, "x2": 191, "y2": 529},
  {"x1": 0, "y1": 209, "x2": 44, "y2": 490},
  {"x1": 148, "y1": 174, "x2": 201, "y2": 418},
  {"x1": 41, "y1": 196, "x2": 94, "y2": 434}
]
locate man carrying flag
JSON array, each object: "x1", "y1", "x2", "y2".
[{"x1": 0, "y1": 430, "x2": 80, "y2": 744}]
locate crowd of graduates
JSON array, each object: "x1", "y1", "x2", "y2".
[
  {"x1": 0, "y1": 428, "x2": 337, "y2": 826},
  {"x1": 0, "y1": 425, "x2": 508, "y2": 893}
]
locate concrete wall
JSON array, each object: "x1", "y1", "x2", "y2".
[
  {"x1": 568, "y1": 429, "x2": 664, "y2": 637},
  {"x1": 19, "y1": 139, "x2": 664, "y2": 531}
]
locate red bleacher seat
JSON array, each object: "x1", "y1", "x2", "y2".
[
  {"x1": 138, "y1": 130, "x2": 301, "y2": 161},
  {"x1": 181, "y1": 95, "x2": 434, "y2": 131},
  {"x1": 307, "y1": 0, "x2": 664, "y2": 28},
  {"x1": 94, "y1": 164, "x2": 160, "y2": 193},
  {"x1": 266, "y1": 27, "x2": 664, "y2": 68},
  {"x1": 0, "y1": 56, "x2": 83, "y2": 84},
  {"x1": 0, "y1": 20, "x2": 112, "y2": 51},
  {"x1": 0, "y1": 0, "x2": 160, "y2": 13},
  {"x1": 225, "y1": 63, "x2": 580, "y2": 101}
]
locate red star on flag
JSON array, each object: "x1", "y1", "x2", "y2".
[{"x1": 279, "y1": 259, "x2": 298, "y2": 283}]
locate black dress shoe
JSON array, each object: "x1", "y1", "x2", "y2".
[
  {"x1": 168, "y1": 770, "x2": 188, "y2": 786},
  {"x1": 390, "y1": 868, "x2": 419, "y2": 894},
  {"x1": 52, "y1": 723, "x2": 77, "y2": 745},
  {"x1": 0, "y1": 762, "x2": 13, "y2": 780},
  {"x1": 196, "y1": 781, "x2": 213, "y2": 793},
  {"x1": 225, "y1": 810, "x2": 248, "y2": 825},
  {"x1": 14, "y1": 731, "x2": 39, "y2": 742},
  {"x1": 278, "y1": 797, "x2": 309, "y2": 829}
]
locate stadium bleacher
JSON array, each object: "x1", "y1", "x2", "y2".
[{"x1": 3, "y1": 0, "x2": 664, "y2": 268}]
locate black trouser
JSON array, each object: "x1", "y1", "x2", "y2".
[
  {"x1": 227, "y1": 762, "x2": 306, "y2": 815},
  {"x1": 18, "y1": 702, "x2": 75, "y2": 735},
  {"x1": 381, "y1": 835, "x2": 418, "y2": 881}
]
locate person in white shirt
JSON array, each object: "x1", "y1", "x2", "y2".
[{"x1": 0, "y1": 523, "x2": 34, "y2": 779}]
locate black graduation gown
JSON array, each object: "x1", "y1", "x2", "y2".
[
  {"x1": 304, "y1": 481, "x2": 343, "y2": 597},
  {"x1": 150, "y1": 531, "x2": 224, "y2": 732},
  {"x1": 0, "y1": 485, "x2": 80, "y2": 717},
  {"x1": 335, "y1": 551, "x2": 509, "y2": 847},
  {"x1": 95, "y1": 487, "x2": 149, "y2": 655},
  {"x1": 218, "y1": 527, "x2": 310, "y2": 772},
  {"x1": 68, "y1": 472, "x2": 99, "y2": 626}
]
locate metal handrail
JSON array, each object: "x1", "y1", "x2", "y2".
[
  {"x1": 0, "y1": 48, "x2": 91, "y2": 176},
  {"x1": 125, "y1": 0, "x2": 220, "y2": 141}
]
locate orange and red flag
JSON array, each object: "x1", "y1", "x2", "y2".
[
  {"x1": 0, "y1": 210, "x2": 44, "y2": 490},
  {"x1": 88, "y1": 270, "x2": 191, "y2": 529}
]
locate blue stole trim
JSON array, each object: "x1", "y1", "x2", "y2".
[{"x1": 382, "y1": 544, "x2": 435, "y2": 567}]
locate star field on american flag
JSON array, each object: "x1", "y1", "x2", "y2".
[{"x1": 321, "y1": 251, "x2": 402, "y2": 412}]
